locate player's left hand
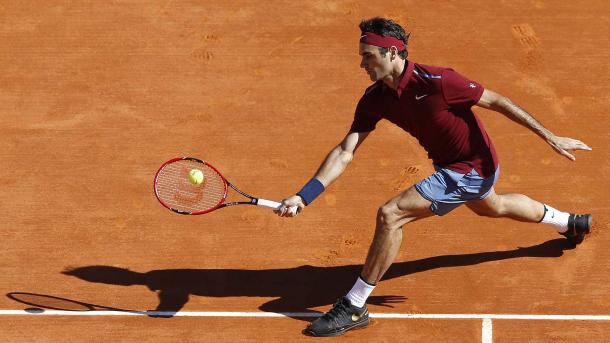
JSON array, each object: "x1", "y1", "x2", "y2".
[{"x1": 547, "y1": 135, "x2": 592, "y2": 161}]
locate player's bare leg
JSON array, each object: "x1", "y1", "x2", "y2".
[
  {"x1": 466, "y1": 188, "x2": 545, "y2": 222},
  {"x1": 303, "y1": 186, "x2": 433, "y2": 337},
  {"x1": 361, "y1": 185, "x2": 434, "y2": 285},
  {"x1": 467, "y1": 188, "x2": 592, "y2": 245}
]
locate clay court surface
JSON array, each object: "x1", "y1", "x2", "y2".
[{"x1": 1, "y1": 1, "x2": 609, "y2": 342}]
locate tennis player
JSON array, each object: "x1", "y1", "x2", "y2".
[{"x1": 276, "y1": 17, "x2": 592, "y2": 337}]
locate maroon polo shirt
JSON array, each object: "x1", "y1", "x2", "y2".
[{"x1": 350, "y1": 61, "x2": 499, "y2": 178}]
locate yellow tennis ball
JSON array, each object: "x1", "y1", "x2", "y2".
[{"x1": 188, "y1": 169, "x2": 204, "y2": 185}]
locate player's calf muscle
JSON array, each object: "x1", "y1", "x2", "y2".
[
  {"x1": 470, "y1": 193, "x2": 544, "y2": 222},
  {"x1": 499, "y1": 193, "x2": 545, "y2": 222}
]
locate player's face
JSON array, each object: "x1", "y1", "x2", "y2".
[{"x1": 359, "y1": 43, "x2": 392, "y2": 81}]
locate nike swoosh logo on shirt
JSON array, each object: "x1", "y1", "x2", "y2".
[{"x1": 415, "y1": 94, "x2": 428, "y2": 100}]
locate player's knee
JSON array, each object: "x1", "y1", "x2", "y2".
[{"x1": 376, "y1": 204, "x2": 403, "y2": 231}]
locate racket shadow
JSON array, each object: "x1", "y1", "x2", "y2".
[
  {"x1": 49, "y1": 238, "x2": 573, "y2": 321},
  {"x1": 6, "y1": 292, "x2": 144, "y2": 314}
]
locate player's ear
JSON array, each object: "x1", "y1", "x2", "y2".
[{"x1": 390, "y1": 46, "x2": 398, "y2": 61}]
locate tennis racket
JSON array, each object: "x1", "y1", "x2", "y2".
[{"x1": 154, "y1": 157, "x2": 297, "y2": 215}]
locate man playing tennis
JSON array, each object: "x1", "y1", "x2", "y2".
[{"x1": 276, "y1": 17, "x2": 592, "y2": 337}]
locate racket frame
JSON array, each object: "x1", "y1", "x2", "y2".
[{"x1": 154, "y1": 157, "x2": 282, "y2": 215}]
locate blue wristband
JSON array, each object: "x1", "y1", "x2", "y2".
[{"x1": 296, "y1": 178, "x2": 325, "y2": 206}]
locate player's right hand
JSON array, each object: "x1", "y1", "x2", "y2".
[{"x1": 275, "y1": 195, "x2": 305, "y2": 217}]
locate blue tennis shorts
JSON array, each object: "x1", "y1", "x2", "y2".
[{"x1": 415, "y1": 164, "x2": 500, "y2": 216}]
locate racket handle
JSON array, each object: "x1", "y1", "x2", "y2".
[{"x1": 257, "y1": 199, "x2": 298, "y2": 215}]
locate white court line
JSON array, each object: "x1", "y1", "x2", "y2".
[
  {"x1": 1, "y1": 310, "x2": 610, "y2": 320},
  {"x1": 482, "y1": 318, "x2": 493, "y2": 343}
]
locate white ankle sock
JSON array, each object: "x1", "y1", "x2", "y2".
[
  {"x1": 540, "y1": 204, "x2": 570, "y2": 233},
  {"x1": 345, "y1": 277, "x2": 376, "y2": 308}
]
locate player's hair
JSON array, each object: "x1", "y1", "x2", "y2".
[{"x1": 359, "y1": 17, "x2": 410, "y2": 59}]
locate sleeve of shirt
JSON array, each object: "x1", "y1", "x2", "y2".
[
  {"x1": 441, "y1": 68, "x2": 484, "y2": 108},
  {"x1": 349, "y1": 94, "x2": 381, "y2": 133}
]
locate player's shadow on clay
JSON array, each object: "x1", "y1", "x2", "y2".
[{"x1": 60, "y1": 238, "x2": 571, "y2": 320}]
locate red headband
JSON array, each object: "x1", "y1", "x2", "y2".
[{"x1": 360, "y1": 32, "x2": 406, "y2": 51}]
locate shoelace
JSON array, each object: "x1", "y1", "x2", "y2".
[{"x1": 322, "y1": 298, "x2": 350, "y2": 324}]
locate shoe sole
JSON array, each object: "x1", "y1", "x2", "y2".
[
  {"x1": 585, "y1": 214, "x2": 593, "y2": 233},
  {"x1": 566, "y1": 214, "x2": 592, "y2": 246},
  {"x1": 302, "y1": 318, "x2": 370, "y2": 337}
]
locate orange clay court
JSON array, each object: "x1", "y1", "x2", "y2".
[{"x1": 1, "y1": 1, "x2": 609, "y2": 342}]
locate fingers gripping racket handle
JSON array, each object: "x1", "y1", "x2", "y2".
[{"x1": 257, "y1": 199, "x2": 298, "y2": 215}]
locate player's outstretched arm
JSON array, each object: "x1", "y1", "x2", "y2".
[
  {"x1": 476, "y1": 89, "x2": 592, "y2": 161},
  {"x1": 276, "y1": 131, "x2": 370, "y2": 217}
]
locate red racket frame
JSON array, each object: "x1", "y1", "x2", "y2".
[{"x1": 153, "y1": 157, "x2": 231, "y2": 215}]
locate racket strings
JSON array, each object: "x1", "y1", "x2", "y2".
[{"x1": 155, "y1": 160, "x2": 226, "y2": 213}]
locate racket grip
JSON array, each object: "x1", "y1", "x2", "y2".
[{"x1": 257, "y1": 199, "x2": 298, "y2": 215}]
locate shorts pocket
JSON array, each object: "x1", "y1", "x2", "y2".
[
  {"x1": 458, "y1": 168, "x2": 499, "y2": 195},
  {"x1": 457, "y1": 169, "x2": 487, "y2": 193}
]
